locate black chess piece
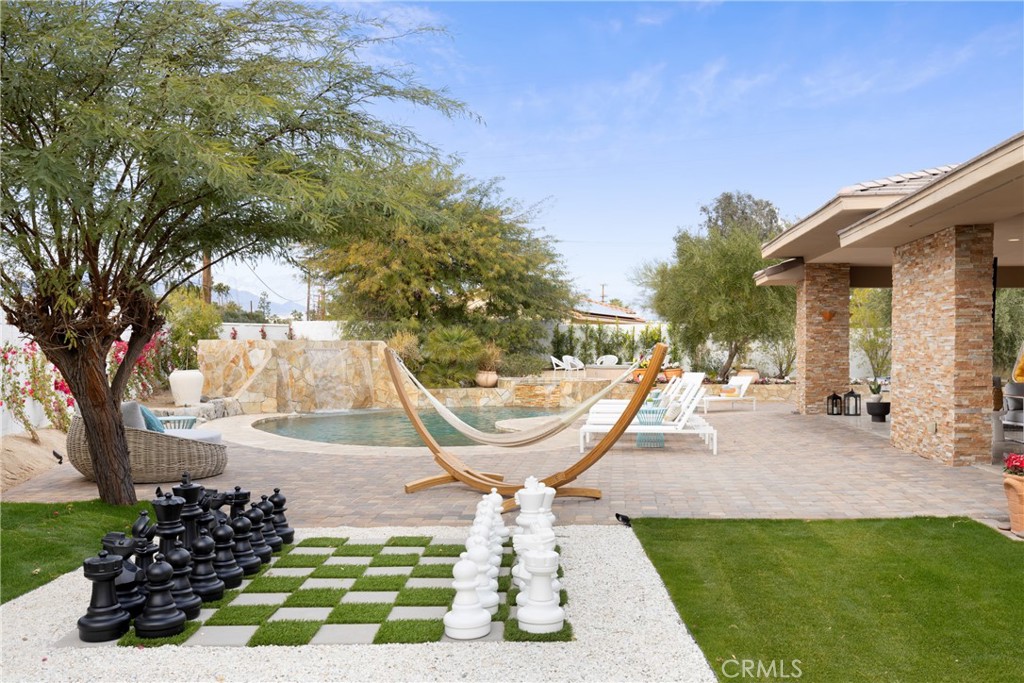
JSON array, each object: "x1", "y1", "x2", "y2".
[
  {"x1": 133, "y1": 555, "x2": 186, "y2": 639},
  {"x1": 166, "y1": 541, "x2": 203, "y2": 620},
  {"x1": 209, "y1": 490, "x2": 231, "y2": 526},
  {"x1": 101, "y1": 532, "x2": 146, "y2": 617},
  {"x1": 244, "y1": 505, "x2": 272, "y2": 564},
  {"x1": 268, "y1": 488, "x2": 295, "y2": 544},
  {"x1": 255, "y1": 495, "x2": 283, "y2": 552},
  {"x1": 77, "y1": 550, "x2": 131, "y2": 642},
  {"x1": 227, "y1": 485, "x2": 250, "y2": 519},
  {"x1": 211, "y1": 522, "x2": 244, "y2": 589},
  {"x1": 152, "y1": 491, "x2": 186, "y2": 557},
  {"x1": 197, "y1": 487, "x2": 218, "y2": 534},
  {"x1": 131, "y1": 510, "x2": 158, "y2": 593},
  {"x1": 173, "y1": 472, "x2": 204, "y2": 551},
  {"x1": 189, "y1": 529, "x2": 225, "y2": 603},
  {"x1": 229, "y1": 514, "x2": 262, "y2": 575}
]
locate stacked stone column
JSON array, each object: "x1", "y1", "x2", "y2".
[
  {"x1": 795, "y1": 264, "x2": 851, "y2": 414},
  {"x1": 891, "y1": 225, "x2": 993, "y2": 465}
]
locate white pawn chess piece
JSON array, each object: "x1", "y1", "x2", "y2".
[
  {"x1": 516, "y1": 547, "x2": 564, "y2": 634},
  {"x1": 444, "y1": 557, "x2": 492, "y2": 640},
  {"x1": 466, "y1": 535, "x2": 499, "y2": 589},
  {"x1": 466, "y1": 546, "x2": 499, "y2": 615},
  {"x1": 487, "y1": 489, "x2": 511, "y2": 544},
  {"x1": 540, "y1": 483, "x2": 556, "y2": 527}
]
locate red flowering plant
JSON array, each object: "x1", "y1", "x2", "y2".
[
  {"x1": 1005, "y1": 453, "x2": 1024, "y2": 477},
  {"x1": 106, "y1": 331, "x2": 167, "y2": 400},
  {"x1": 0, "y1": 341, "x2": 75, "y2": 440}
]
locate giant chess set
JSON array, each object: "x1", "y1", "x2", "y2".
[{"x1": 75, "y1": 473, "x2": 568, "y2": 645}]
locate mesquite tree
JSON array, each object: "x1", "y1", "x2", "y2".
[{"x1": 0, "y1": 0, "x2": 464, "y2": 504}]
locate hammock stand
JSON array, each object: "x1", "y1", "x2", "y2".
[
  {"x1": 384, "y1": 342, "x2": 668, "y2": 511},
  {"x1": 388, "y1": 351, "x2": 641, "y2": 447}
]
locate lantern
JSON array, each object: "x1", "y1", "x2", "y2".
[
  {"x1": 826, "y1": 392, "x2": 842, "y2": 415},
  {"x1": 843, "y1": 389, "x2": 861, "y2": 416}
]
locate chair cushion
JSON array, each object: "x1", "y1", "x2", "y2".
[
  {"x1": 164, "y1": 428, "x2": 222, "y2": 444},
  {"x1": 664, "y1": 402, "x2": 683, "y2": 421},
  {"x1": 120, "y1": 401, "x2": 147, "y2": 430},
  {"x1": 720, "y1": 386, "x2": 739, "y2": 397},
  {"x1": 138, "y1": 405, "x2": 166, "y2": 433},
  {"x1": 1005, "y1": 382, "x2": 1024, "y2": 411}
]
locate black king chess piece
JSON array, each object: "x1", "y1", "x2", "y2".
[
  {"x1": 78, "y1": 550, "x2": 131, "y2": 642},
  {"x1": 268, "y1": 488, "x2": 295, "y2": 544},
  {"x1": 173, "y1": 472, "x2": 204, "y2": 551},
  {"x1": 211, "y1": 522, "x2": 244, "y2": 589},
  {"x1": 189, "y1": 528, "x2": 226, "y2": 602},
  {"x1": 101, "y1": 531, "x2": 146, "y2": 617},
  {"x1": 244, "y1": 505, "x2": 272, "y2": 564},
  {"x1": 133, "y1": 554, "x2": 186, "y2": 639},
  {"x1": 255, "y1": 495, "x2": 283, "y2": 552},
  {"x1": 152, "y1": 490, "x2": 186, "y2": 557},
  {"x1": 166, "y1": 541, "x2": 203, "y2": 620}
]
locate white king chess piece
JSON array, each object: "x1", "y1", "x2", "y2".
[
  {"x1": 515, "y1": 477, "x2": 546, "y2": 534},
  {"x1": 443, "y1": 556, "x2": 492, "y2": 640}
]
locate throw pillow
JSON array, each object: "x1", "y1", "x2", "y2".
[
  {"x1": 664, "y1": 402, "x2": 683, "y2": 421},
  {"x1": 120, "y1": 401, "x2": 147, "y2": 430},
  {"x1": 720, "y1": 386, "x2": 739, "y2": 397},
  {"x1": 139, "y1": 405, "x2": 166, "y2": 433}
]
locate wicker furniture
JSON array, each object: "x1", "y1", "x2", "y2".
[
  {"x1": 67, "y1": 417, "x2": 227, "y2": 483},
  {"x1": 158, "y1": 415, "x2": 198, "y2": 430}
]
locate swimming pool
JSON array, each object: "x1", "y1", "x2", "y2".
[{"x1": 254, "y1": 406, "x2": 561, "y2": 447}]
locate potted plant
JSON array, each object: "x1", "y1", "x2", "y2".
[
  {"x1": 1003, "y1": 453, "x2": 1024, "y2": 535},
  {"x1": 168, "y1": 332, "x2": 204, "y2": 406},
  {"x1": 475, "y1": 343, "x2": 503, "y2": 388},
  {"x1": 867, "y1": 380, "x2": 883, "y2": 402}
]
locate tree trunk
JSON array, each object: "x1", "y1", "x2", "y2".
[
  {"x1": 202, "y1": 251, "x2": 213, "y2": 304},
  {"x1": 50, "y1": 345, "x2": 137, "y2": 505}
]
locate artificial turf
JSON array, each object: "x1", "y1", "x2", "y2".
[{"x1": 632, "y1": 517, "x2": 1023, "y2": 683}]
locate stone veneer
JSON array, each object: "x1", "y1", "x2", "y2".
[
  {"x1": 891, "y1": 225, "x2": 993, "y2": 465},
  {"x1": 795, "y1": 264, "x2": 850, "y2": 414}
]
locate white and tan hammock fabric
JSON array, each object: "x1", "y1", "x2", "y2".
[{"x1": 389, "y1": 350, "x2": 641, "y2": 448}]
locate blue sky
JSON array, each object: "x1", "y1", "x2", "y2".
[{"x1": 221, "y1": 1, "x2": 1024, "y2": 316}]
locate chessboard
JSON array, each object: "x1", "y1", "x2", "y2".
[{"x1": 110, "y1": 535, "x2": 571, "y2": 647}]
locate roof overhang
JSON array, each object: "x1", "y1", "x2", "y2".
[{"x1": 761, "y1": 194, "x2": 894, "y2": 262}]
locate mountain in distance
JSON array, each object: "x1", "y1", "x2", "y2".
[{"x1": 221, "y1": 288, "x2": 307, "y2": 318}]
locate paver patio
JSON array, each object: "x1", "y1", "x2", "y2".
[{"x1": 4, "y1": 403, "x2": 1009, "y2": 528}]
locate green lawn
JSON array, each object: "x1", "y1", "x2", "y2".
[
  {"x1": 632, "y1": 517, "x2": 1022, "y2": 683},
  {"x1": 1, "y1": 500, "x2": 153, "y2": 603}
]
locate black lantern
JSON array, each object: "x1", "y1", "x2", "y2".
[
  {"x1": 826, "y1": 392, "x2": 842, "y2": 415},
  {"x1": 843, "y1": 389, "x2": 861, "y2": 416}
]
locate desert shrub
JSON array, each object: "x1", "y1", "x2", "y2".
[{"x1": 420, "y1": 326, "x2": 482, "y2": 387}]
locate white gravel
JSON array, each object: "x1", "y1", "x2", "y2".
[{"x1": 1, "y1": 525, "x2": 716, "y2": 683}]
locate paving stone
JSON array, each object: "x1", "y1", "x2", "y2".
[
  {"x1": 183, "y1": 625, "x2": 258, "y2": 647},
  {"x1": 379, "y1": 546, "x2": 425, "y2": 555},
  {"x1": 418, "y1": 557, "x2": 459, "y2": 565},
  {"x1": 310, "y1": 624, "x2": 380, "y2": 645},
  {"x1": 53, "y1": 630, "x2": 117, "y2": 648},
  {"x1": 198, "y1": 608, "x2": 217, "y2": 622},
  {"x1": 288, "y1": 547, "x2": 335, "y2": 555},
  {"x1": 440, "y1": 622, "x2": 504, "y2": 642},
  {"x1": 266, "y1": 567, "x2": 315, "y2": 577},
  {"x1": 301, "y1": 578, "x2": 355, "y2": 590},
  {"x1": 324, "y1": 556, "x2": 373, "y2": 565},
  {"x1": 363, "y1": 566, "x2": 414, "y2": 576},
  {"x1": 269, "y1": 607, "x2": 332, "y2": 621},
  {"x1": 405, "y1": 578, "x2": 454, "y2": 588},
  {"x1": 387, "y1": 606, "x2": 448, "y2": 620},
  {"x1": 341, "y1": 591, "x2": 399, "y2": 604},
  {"x1": 231, "y1": 592, "x2": 289, "y2": 605}
]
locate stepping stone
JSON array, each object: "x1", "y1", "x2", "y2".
[
  {"x1": 418, "y1": 557, "x2": 458, "y2": 565},
  {"x1": 301, "y1": 578, "x2": 355, "y2": 590},
  {"x1": 498, "y1": 567, "x2": 511, "y2": 576},
  {"x1": 197, "y1": 608, "x2": 217, "y2": 622},
  {"x1": 387, "y1": 606, "x2": 448, "y2": 620},
  {"x1": 405, "y1": 578, "x2": 454, "y2": 589},
  {"x1": 362, "y1": 566, "x2": 413, "y2": 576},
  {"x1": 310, "y1": 624, "x2": 380, "y2": 645},
  {"x1": 324, "y1": 556, "x2": 373, "y2": 565},
  {"x1": 379, "y1": 546, "x2": 425, "y2": 555},
  {"x1": 53, "y1": 631, "x2": 117, "y2": 648},
  {"x1": 231, "y1": 592, "x2": 289, "y2": 605},
  {"x1": 269, "y1": 607, "x2": 332, "y2": 621},
  {"x1": 440, "y1": 622, "x2": 504, "y2": 642},
  {"x1": 183, "y1": 625, "x2": 258, "y2": 647},
  {"x1": 266, "y1": 568, "x2": 315, "y2": 577},
  {"x1": 340, "y1": 591, "x2": 399, "y2": 604},
  {"x1": 288, "y1": 547, "x2": 334, "y2": 555}
]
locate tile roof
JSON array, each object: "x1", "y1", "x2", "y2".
[{"x1": 838, "y1": 164, "x2": 959, "y2": 196}]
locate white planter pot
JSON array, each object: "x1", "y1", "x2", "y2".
[
  {"x1": 169, "y1": 369, "x2": 204, "y2": 407},
  {"x1": 868, "y1": 394, "x2": 882, "y2": 403},
  {"x1": 475, "y1": 370, "x2": 499, "y2": 388}
]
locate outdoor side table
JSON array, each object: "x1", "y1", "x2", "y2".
[{"x1": 636, "y1": 405, "x2": 668, "y2": 449}]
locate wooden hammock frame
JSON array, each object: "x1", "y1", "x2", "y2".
[{"x1": 385, "y1": 342, "x2": 668, "y2": 511}]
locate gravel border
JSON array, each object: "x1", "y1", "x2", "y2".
[{"x1": 1, "y1": 525, "x2": 716, "y2": 682}]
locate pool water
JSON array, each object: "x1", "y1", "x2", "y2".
[{"x1": 255, "y1": 406, "x2": 561, "y2": 447}]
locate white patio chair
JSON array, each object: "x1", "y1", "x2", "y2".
[
  {"x1": 580, "y1": 387, "x2": 716, "y2": 454},
  {"x1": 550, "y1": 356, "x2": 568, "y2": 374},
  {"x1": 701, "y1": 374, "x2": 756, "y2": 413},
  {"x1": 595, "y1": 355, "x2": 619, "y2": 366},
  {"x1": 562, "y1": 355, "x2": 585, "y2": 377}
]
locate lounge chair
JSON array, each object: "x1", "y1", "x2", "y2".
[
  {"x1": 701, "y1": 375, "x2": 756, "y2": 413},
  {"x1": 580, "y1": 387, "x2": 717, "y2": 454},
  {"x1": 595, "y1": 355, "x2": 619, "y2": 366}
]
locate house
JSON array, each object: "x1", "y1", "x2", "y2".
[{"x1": 755, "y1": 132, "x2": 1024, "y2": 465}]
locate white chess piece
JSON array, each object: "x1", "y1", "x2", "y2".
[
  {"x1": 516, "y1": 547, "x2": 564, "y2": 634},
  {"x1": 513, "y1": 527, "x2": 556, "y2": 606},
  {"x1": 466, "y1": 545, "x2": 499, "y2": 615},
  {"x1": 443, "y1": 557, "x2": 492, "y2": 640},
  {"x1": 466, "y1": 535, "x2": 499, "y2": 588},
  {"x1": 515, "y1": 480, "x2": 546, "y2": 533},
  {"x1": 540, "y1": 483, "x2": 556, "y2": 527}
]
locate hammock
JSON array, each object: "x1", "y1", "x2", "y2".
[{"x1": 388, "y1": 349, "x2": 642, "y2": 447}]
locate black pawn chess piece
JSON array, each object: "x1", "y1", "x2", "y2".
[
  {"x1": 227, "y1": 485, "x2": 250, "y2": 519},
  {"x1": 78, "y1": 550, "x2": 131, "y2": 642},
  {"x1": 152, "y1": 491, "x2": 186, "y2": 557},
  {"x1": 244, "y1": 505, "x2": 272, "y2": 564},
  {"x1": 255, "y1": 495, "x2": 283, "y2": 553},
  {"x1": 189, "y1": 529, "x2": 225, "y2": 603},
  {"x1": 268, "y1": 488, "x2": 295, "y2": 544},
  {"x1": 166, "y1": 541, "x2": 203, "y2": 620},
  {"x1": 131, "y1": 510, "x2": 158, "y2": 593},
  {"x1": 211, "y1": 522, "x2": 244, "y2": 589},
  {"x1": 229, "y1": 514, "x2": 262, "y2": 575},
  {"x1": 133, "y1": 555, "x2": 186, "y2": 639},
  {"x1": 173, "y1": 472, "x2": 204, "y2": 551},
  {"x1": 101, "y1": 532, "x2": 146, "y2": 617}
]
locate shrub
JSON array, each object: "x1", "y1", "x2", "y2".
[
  {"x1": 164, "y1": 289, "x2": 222, "y2": 370},
  {"x1": 477, "y1": 342, "x2": 503, "y2": 372},
  {"x1": 387, "y1": 330, "x2": 423, "y2": 372},
  {"x1": 501, "y1": 353, "x2": 549, "y2": 378},
  {"x1": 420, "y1": 326, "x2": 482, "y2": 387}
]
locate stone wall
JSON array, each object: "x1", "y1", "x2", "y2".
[
  {"x1": 796, "y1": 264, "x2": 851, "y2": 414},
  {"x1": 891, "y1": 225, "x2": 993, "y2": 465}
]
